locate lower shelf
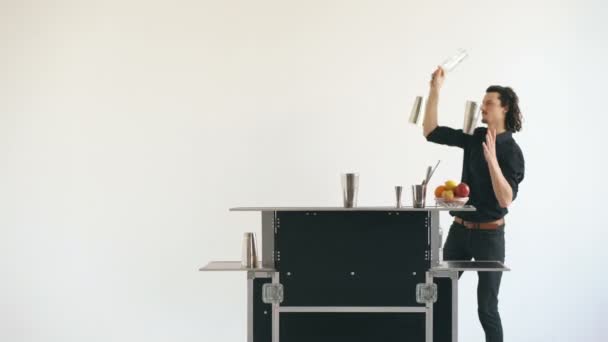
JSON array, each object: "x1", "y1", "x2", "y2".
[{"x1": 432, "y1": 260, "x2": 510, "y2": 272}]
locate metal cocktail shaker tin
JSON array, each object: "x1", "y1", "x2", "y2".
[
  {"x1": 395, "y1": 186, "x2": 403, "y2": 208},
  {"x1": 463, "y1": 100, "x2": 479, "y2": 135},
  {"x1": 241, "y1": 232, "x2": 258, "y2": 268},
  {"x1": 341, "y1": 173, "x2": 359, "y2": 208},
  {"x1": 408, "y1": 96, "x2": 424, "y2": 125},
  {"x1": 412, "y1": 184, "x2": 427, "y2": 208}
]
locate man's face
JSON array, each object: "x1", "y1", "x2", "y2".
[{"x1": 481, "y1": 92, "x2": 507, "y2": 126}]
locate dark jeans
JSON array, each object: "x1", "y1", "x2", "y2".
[{"x1": 443, "y1": 221, "x2": 506, "y2": 342}]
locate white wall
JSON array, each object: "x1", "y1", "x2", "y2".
[{"x1": 1, "y1": 0, "x2": 606, "y2": 341}]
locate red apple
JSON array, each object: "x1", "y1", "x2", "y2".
[{"x1": 455, "y1": 183, "x2": 470, "y2": 197}]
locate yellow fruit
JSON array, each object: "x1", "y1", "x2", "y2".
[
  {"x1": 434, "y1": 185, "x2": 446, "y2": 198},
  {"x1": 444, "y1": 180, "x2": 458, "y2": 190},
  {"x1": 442, "y1": 190, "x2": 454, "y2": 201}
]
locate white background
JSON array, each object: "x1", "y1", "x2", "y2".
[{"x1": 1, "y1": 0, "x2": 607, "y2": 341}]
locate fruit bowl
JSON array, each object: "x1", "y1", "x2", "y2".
[{"x1": 435, "y1": 197, "x2": 469, "y2": 208}]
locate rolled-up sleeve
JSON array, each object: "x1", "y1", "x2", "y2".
[
  {"x1": 426, "y1": 126, "x2": 468, "y2": 149},
  {"x1": 500, "y1": 146, "x2": 525, "y2": 201}
]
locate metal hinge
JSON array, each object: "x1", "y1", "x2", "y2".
[
  {"x1": 416, "y1": 283, "x2": 438, "y2": 304},
  {"x1": 262, "y1": 283, "x2": 284, "y2": 304}
]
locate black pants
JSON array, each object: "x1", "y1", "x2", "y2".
[{"x1": 443, "y1": 221, "x2": 506, "y2": 342}]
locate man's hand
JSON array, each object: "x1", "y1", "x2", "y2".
[
  {"x1": 483, "y1": 128, "x2": 515, "y2": 208},
  {"x1": 430, "y1": 66, "x2": 445, "y2": 91},
  {"x1": 482, "y1": 128, "x2": 498, "y2": 166}
]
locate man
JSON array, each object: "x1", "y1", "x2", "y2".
[{"x1": 423, "y1": 66, "x2": 525, "y2": 342}]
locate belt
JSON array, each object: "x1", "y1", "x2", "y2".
[{"x1": 454, "y1": 217, "x2": 504, "y2": 230}]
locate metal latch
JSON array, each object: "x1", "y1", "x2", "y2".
[
  {"x1": 262, "y1": 283, "x2": 284, "y2": 304},
  {"x1": 416, "y1": 283, "x2": 438, "y2": 304}
]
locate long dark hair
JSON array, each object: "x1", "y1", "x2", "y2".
[{"x1": 486, "y1": 85, "x2": 523, "y2": 132}]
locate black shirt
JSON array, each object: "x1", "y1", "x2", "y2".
[{"x1": 426, "y1": 126, "x2": 525, "y2": 222}]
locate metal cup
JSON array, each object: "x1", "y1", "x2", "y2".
[
  {"x1": 341, "y1": 173, "x2": 359, "y2": 208},
  {"x1": 395, "y1": 186, "x2": 403, "y2": 208},
  {"x1": 241, "y1": 232, "x2": 258, "y2": 268},
  {"x1": 412, "y1": 184, "x2": 427, "y2": 208},
  {"x1": 463, "y1": 100, "x2": 479, "y2": 135},
  {"x1": 408, "y1": 96, "x2": 424, "y2": 125}
]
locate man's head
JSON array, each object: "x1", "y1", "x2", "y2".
[{"x1": 481, "y1": 86, "x2": 522, "y2": 132}]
